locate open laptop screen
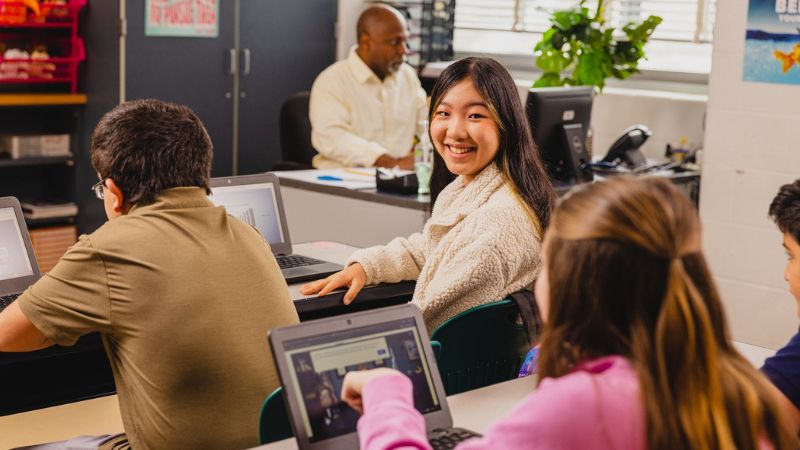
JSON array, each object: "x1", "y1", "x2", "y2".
[
  {"x1": 209, "y1": 182, "x2": 286, "y2": 245},
  {"x1": 0, "y1": 206, "x2": 34, "y2": 281},
  {"x1": 282, "y1": 317, "x2": 442, "y2": 443}
]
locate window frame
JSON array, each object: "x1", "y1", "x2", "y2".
[{"x1": 452, "y1": 0, "x2": 715, "y2": 88}]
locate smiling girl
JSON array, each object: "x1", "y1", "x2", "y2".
[{"x1": 301, "y1": 57, "x2": 555, "y2": 330}]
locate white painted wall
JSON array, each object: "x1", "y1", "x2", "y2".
[
  {"x1": 514, "y1": 82, "x2": 707, "y2": 161},
  {"x1": 591, "y1": 89, "x2": 706, "y2": 160},
  {"x1": 700, "y1": 1, "x2": 800, "y2": 349},
  {"x1": 337, "y1": 0, "x2": 365, "y2": 61}
]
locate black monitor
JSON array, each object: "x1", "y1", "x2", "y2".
[{"x1": 525, "y1": 87, "x2": 594, "y2": 185}]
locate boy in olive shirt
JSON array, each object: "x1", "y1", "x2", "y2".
[{"x1": 0, "y1": 100, "x2": 299, "y2": 449}]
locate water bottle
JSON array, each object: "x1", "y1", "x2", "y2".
[{"x1": 414, "y1": 120, "x2": 433, "y2": 196}]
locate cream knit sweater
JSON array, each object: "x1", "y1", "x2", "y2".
[{"x1": 346, "y1": 164, "x2": 542, "y2": 332}]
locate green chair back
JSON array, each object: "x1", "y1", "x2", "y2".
[
  {"x1": 258, "y1": 386, "x2": 293, "y2": 444},
  {"x1": 430, "y1": 299, "x2": 530, "y2": 396}
]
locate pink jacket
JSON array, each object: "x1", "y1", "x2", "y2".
[{"x1": 357, "y1": 356, "x2": 646, "y2": 450}]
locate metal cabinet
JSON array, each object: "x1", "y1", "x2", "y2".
[{"x1": 123, "y1": 0, "x2": 337, "y2": 177}]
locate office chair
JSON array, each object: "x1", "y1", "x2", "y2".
[
  {"x1": 430, "y1": 292, "x2": 540, "y2": 396},
  {"x1": 258, "y1": 386, "x2": 294, "y2": 444},
  {"x1": 273, "y1": 91, "x2": 317, "y2": 171}
]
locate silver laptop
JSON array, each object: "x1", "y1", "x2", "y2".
[
  {"x1": 269, "y1": 304, "x2": 480, "y2": 450},
  {"x1": 209, "y1": 173, "x2": 343, "y2": 284},
  {"x1": 0, "y1": 197, "x2": 41, "y2": 313}
]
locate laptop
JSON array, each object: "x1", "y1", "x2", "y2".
[
  {"x1": 209, "y1": 173, "x2": 343, "y2": 284},
  {"x1": 0, "y1": 197, "x2": 41, "y2": 313},
  {"x1": 269, "y1": 304, "x2": 481, "y2": 450}
]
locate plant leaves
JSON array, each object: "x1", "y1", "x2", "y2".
[
  {"x1": 575, "y1": 50, "x2": 608, "y2": 87},
  {"x1": 532, "y1": 7, "x2": 660, "y2": 88},
  {"x1": 551, "y1": 7, "x2": 589, "y2": 31},
  {"x1": 535, "y1": 48, "x2": 571, "y2": 73},
  {"x1": 533, "y1": 72, "x2": 564, "y2": 87}
]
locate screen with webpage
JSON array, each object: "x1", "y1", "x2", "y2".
[
  {"x1": 209, "y1": 183, "x2": 285, "y2": 245},
  {"x1": 283, "y1": 317, "x2": 441, "y2": 442},
  {"x1": 0, "y1": 207, "x2": 34, "y2": 282}
]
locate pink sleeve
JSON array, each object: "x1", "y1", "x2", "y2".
[
  {"x1": 457, "y1": 369, "x2": 643, "y2": 450},
  {"x1": 358, "y1": 373, "x2": 432, "y2": 450}
]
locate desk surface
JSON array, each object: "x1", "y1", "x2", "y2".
[
  {"x1": 276, "y1": 171, "x2": 430, "y2": 211},
  {"x1": 248, "y1": 375, "x2": 538, "y2": 450},
  {"x1": 276, "y1": 169, "x2": 699, "y2": 209}
]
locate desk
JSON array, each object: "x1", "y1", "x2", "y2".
[
  {"x1": 276, "y1": 170, "x2": 700, "y2": 250},
  {"x1": 287, "y1": 242, "x2": 415, "y2": 321},
  {"x1": 248, "y1": 375, "x2": 538, "y2": 450},
  {"x1": 276, "y1": 172, "x2": 429, "y2": 248}
]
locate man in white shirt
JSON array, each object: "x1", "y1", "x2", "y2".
[{"x1": 309, "y1": 5, "x2": 427, "y2": 169}]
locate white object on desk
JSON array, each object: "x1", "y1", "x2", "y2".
[
  {"x1": 248, "y1": 376, "x2": 537, "y2": 450},
  {"x1": 277, "y1": 168, "x2": 376, "y2": 190}
]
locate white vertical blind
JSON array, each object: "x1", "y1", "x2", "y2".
[{"x1": 454, "y1": 0, "x2": 716, "y2": 43}]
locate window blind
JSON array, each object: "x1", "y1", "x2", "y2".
[{"x1": 454, "y1": 0, "x2": 716, "y2": 43}]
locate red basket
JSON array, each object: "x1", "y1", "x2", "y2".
[
  {"x1": 0, "y1": 0, "x2": 86, "y2": 28},
  {"x1": 0, "y1": 2, "x2": 26, "y2": 25},
  {"x1": 0, "y1": 36, "x2": 85, "y2": 92}
]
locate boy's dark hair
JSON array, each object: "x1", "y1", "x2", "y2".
[
  {"x1": 90, "y1": 99, "x2": 213, "y2": 206},
  {"x1": 768, "y1": 179, "x2": 800, "y2": 243}
]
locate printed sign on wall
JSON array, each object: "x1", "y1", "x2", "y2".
[
  {"x1": 744, "y1": 0, "x2": 800, "y2": 84},
  {"x1": 145, "y1": 0, "x2": 218, "y2": 38}
]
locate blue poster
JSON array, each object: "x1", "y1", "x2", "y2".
[{"x1": 744, "y1": 0, "x2": 800, "y2": 84}]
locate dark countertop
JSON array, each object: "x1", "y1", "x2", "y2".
[
  {"x1": 278, "y1": 176, "x2": 431, "y2": 211},
  {"x1": 278, "y1": 169, "x2": 700, "y2": 210}
]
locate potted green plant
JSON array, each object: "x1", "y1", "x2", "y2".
[{"x1": 533, "y1": 0, "x2": 662, "y2": 89}]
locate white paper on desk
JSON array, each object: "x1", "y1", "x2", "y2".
[{"x1": 275, "y1": 168, "x2": 377, "y2": 190}]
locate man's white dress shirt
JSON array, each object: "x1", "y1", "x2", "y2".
[{"x1": 309, "y1": 47, "x2": 427, "y2": 168}]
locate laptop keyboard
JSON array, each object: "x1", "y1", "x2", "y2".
[
  {"x1": 276, "y1": 254, "x2": 325, "y2": 270},
  {"x1": 428, "y1": 427, "x2": 481, "y2": 450},
  {"x1": 0, "y1": 293, "x2": 20, "y2": 312}
]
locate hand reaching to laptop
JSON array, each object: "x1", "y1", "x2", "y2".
[
  {"x1": 299, "y1": 263, "x2": 367, "y2": 305},
  {"x1": 340, "y1": 368, "x2": 403, "y2": 414}
]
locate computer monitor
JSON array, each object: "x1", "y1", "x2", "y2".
[{"x1": 525, "y1": 86, "x2": 594, "y2": 184}]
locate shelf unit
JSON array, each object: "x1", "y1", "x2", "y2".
[
  {"x1": 0, "y1": 4, "x2": 86, "y2": 232},
  {"x1": 0, "y1": 154, "x2": 73, "y2": 167},
  {"x1": 373, "y1": 0, "x2": 454, "y2": 70},
  {"x1": 0, "y1": 93, "x2": 87, "y2": 105}
]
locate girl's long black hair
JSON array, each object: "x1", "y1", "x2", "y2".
[{"x1": 427, "y1": 57, "x2": 556, "y2": 233}]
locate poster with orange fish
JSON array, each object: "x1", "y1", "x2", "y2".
[{"x1": 744, "y1": 0, "x2": 800, "y2": 84}]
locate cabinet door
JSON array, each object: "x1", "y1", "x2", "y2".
[
  {"x1": 123, "y1": 0, "x2": 236, "y2": 176},
  {"x1": 237, "y1": 0, "x2": 337, "y2": 174}
]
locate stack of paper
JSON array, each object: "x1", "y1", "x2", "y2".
[
  {"x1": 276, "y1": 168, "x2": 376, "y2": 190},
  {"x1": 21, "y1": 201, "x2": 78, "y2": 220}
]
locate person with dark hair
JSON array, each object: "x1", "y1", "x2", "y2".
[
  {"x1": 762, "y1": 178, "x2": 800, "y2": 433},
  {"x1": 338, "y1": 177, "x2": 798, "y2": 450},
  {"x1": 302, "y1": 57, "x2": 556, "y2": 331},
  {"x1": 0, "y1": 99, "x2": 299, "y2": 449},
  {"x1": 309, "y1": 4, "x2": 426, "y2": 169}
]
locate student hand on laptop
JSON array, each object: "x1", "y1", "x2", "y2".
[
  {"x1": 340, "y1": 368, "x2": 403, "y2": 414},
  {"x1": 299, "y1": 263, "x2": 367, "y2": 305}
]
